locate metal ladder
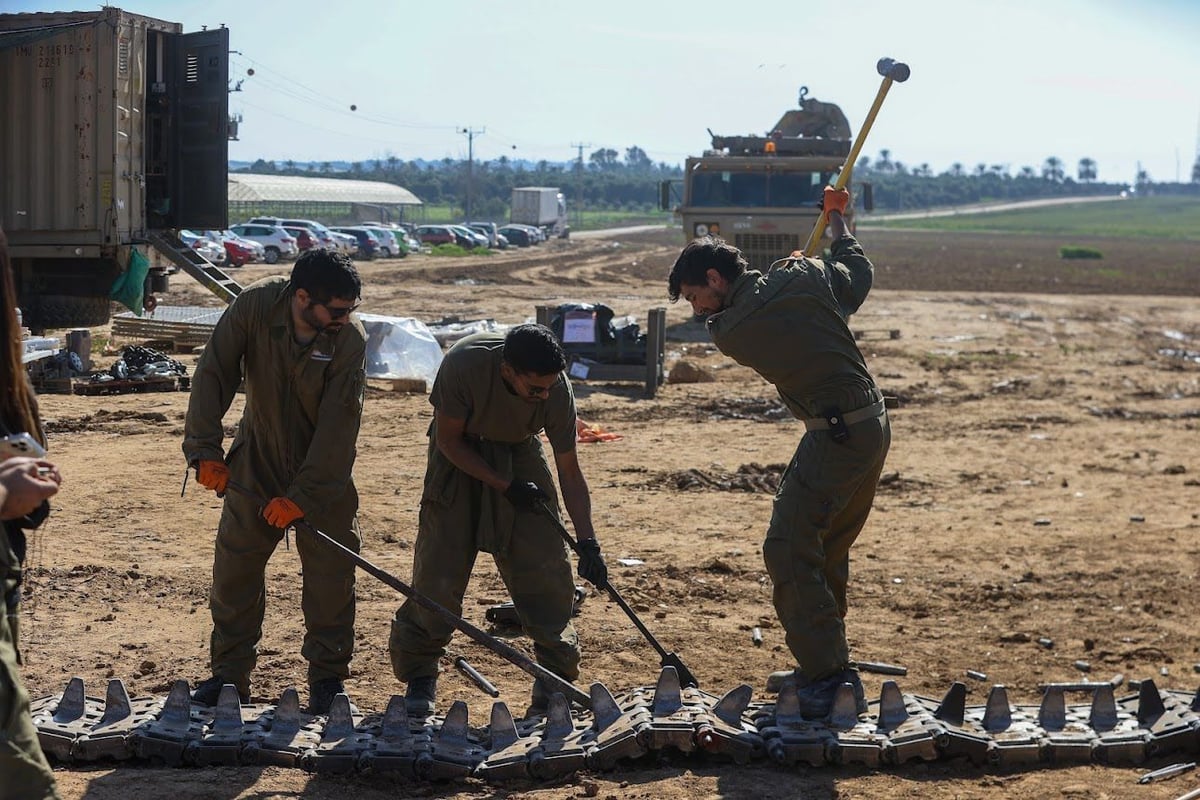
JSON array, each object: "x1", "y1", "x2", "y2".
[{"x1": 148, "y1": 231, "x2": 243, "y2": 305}]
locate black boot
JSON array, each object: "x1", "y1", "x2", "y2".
[
  {"x1": 191, "y1": 676, "x2": 249, "y2": 706},
  {"x1": 308, "y1": 677, "x2": 346, "y2": 715},
  {"x1": 405, "y1": 675, "x2": 437, "y2": 717},
  {"x1": 794, "y1": 667, "x2": 867, "y2": 718}
]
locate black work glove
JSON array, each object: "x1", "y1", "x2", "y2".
[
  {"x1": 576, "y1": 538, "x2": 608, "y2": 588},
  {"x1": 504, "y1": 480, "x2": 548, "y2": 512}
]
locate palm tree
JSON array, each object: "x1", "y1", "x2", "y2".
[
  {"x1": 948, "y1": 163, "x2": 965, "y2": 178},
  {"x1": 1193, "y1": 157, "x2": 1200, "y2": 184},
  {"x1": 876, "y1": 149, "x2": 892, "y2": 173},
  {"x1": 1077, "y1": 157, "x2": 1097, "y2": 183},
  {"x1": 1042, "y1": 156, "x2": 1065, "y2": 182},
  {"x1": 1019, "y1": 166, "x2": 1036, "y2": 180}
]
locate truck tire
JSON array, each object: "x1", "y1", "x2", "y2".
[
  {"x1": 264, "y1": 247, "x2": 281, "y2": 264},
  {"x1": 30, "y1": 294, "x2": 112, "y2": 332}
]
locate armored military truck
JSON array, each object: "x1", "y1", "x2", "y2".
[
  {"x1": 662, "y1": 87, "x2": 866, "y2": 271},
  {"x1": 0, "y1": 8, "x2": 229, "y2": 330}
]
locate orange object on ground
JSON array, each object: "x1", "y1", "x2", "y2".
[{"x1": 576, "y1": 418, "x2": 623, "y2": 443}]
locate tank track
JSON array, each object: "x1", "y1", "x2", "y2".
[{"x1": 30, "y1": 667, "x2": 1200, "y2": 782}]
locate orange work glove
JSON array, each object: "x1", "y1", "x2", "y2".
[
  {"x1": 196, "y1": 460, "x2": 230, "y2": 494},
  {"x1": 262, "y1": 497, "x2": 304, "y2": 529},
  {"x1": 822, "y1": 186, "x2": 850, "y2": 219}
]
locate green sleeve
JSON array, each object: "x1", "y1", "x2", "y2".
[
  {"x1": 826, "y1": 234, "x2": 874, "y2": 317},
  {"x1": 288, "y1": 334, "x2": 366, "y2": 515},
  {"x1": 544, "y1": 377, "x2": 578, "y2": 454},
  {"x1": 182, "y1": 298, "x2": 250, "y2": 464},
  {"x1": 428, "y1": 348, "x2": 471, "y2": 420}
]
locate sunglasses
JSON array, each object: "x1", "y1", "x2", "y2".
[
  {"x1": 311, "y1": 300, "x2": 360, "y2": 320},
  {"x1": 514, "y1": 371, "x2": 559, "y2": 399}
]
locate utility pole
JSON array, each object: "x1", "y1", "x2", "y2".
[
  {"x1": 460, "y1": 126, "x2": 485, "y2": 220},
  {"x1": 570, "y1": 142, "x2": 591, "y2": 229}
]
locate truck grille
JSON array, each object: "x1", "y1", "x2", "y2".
[{"x1": 733, "y1": 233, "x2": 801, "y2": 271}]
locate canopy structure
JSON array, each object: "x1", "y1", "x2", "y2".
[{"x1": 227, "y1": 173, "x2": 423, "y2": 224}]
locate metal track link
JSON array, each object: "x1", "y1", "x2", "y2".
[{"x1": 30, "y1": 670, "x2": 1200, "y2": 782}]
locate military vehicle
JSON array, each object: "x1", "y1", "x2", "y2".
[{"x1": 661, "y1": 87, "x2": 869, "y2": 271}]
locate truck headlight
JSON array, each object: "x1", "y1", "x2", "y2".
[{"x1": 693, "y1": 222, "x2": 720, "y2": 237}]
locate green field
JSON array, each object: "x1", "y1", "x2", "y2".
[{"x1": 867, "y1": 196, "x2": 1200, "y2": 240}]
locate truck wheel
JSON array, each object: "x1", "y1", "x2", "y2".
[
  {"x1": 30, "y1": 294, "x2": 112, "y2": 331},
  {"x1": 264, "y1": 247, "x2": 281, "y2": 264}
]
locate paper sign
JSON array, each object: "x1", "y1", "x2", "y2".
[
  {"x1": 562, "y1": 313, "x2": 596, "y2": 343},
  {"x1": 568, "y1": 361, "x2": 590, "y2": 379}
]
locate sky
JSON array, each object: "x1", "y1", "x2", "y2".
[{"x1": 10, "y1": 0, "x2": 1200, "y2": 183}]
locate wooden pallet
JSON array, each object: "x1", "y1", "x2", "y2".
[
  {"x1": 367, "y1": 377, "x2": 428, "y2": 393},
  {"x1": 71, "y1": 375, "x2": 190, "y2": 396}
]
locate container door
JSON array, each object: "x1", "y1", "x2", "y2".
[{"x1": 168, "y1": 27, "x2": 228, "y2": 230}]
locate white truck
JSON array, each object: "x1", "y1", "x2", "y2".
[{"x1": 510, "y1": 187, "x2": 569, "y2": 239}]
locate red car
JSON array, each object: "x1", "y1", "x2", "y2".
[
  {"x1": 222, "y1": 238, "x2": 256, "y2": 267},
  {"x1": 284, "y1": 227, "x2": 320, "y2": 251},
  {"x1": 415, "y1": 225, "x2": 457, "y2": 246}
]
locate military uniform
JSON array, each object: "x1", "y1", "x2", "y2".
[
  {"x1": 2, "y1": 526, "x2": 60, "y2": 800},
  {"x1": 707, "y1": 235, "x2": 890, "y2": 680},
  {"x1": 1, "y1": 407, "x2": 60, "y2": 799},
  {"x1": 389, "y1": 333, "x2": 581, "y2": 684},
  {"x1": 183, "y1": 276, "x2": 366, "y2": 695}
]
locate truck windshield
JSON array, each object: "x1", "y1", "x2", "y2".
[{"x1": 691, "y1": 170, "x2": 835, "y2": 208}]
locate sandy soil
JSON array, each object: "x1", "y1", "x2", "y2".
[{"x1": 18, "y1": 229, "x2": 1200, "y2": 799}]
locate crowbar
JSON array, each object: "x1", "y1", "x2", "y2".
[
  {"x1": 538, "y1": 501, "x2": 701, "y2": 688},
  {"x1": 800, "y1": 56, "x2": 911, "y2": 257},
  {"x1": 216, "y1": 480, "x2": 591, "y2": 709}
]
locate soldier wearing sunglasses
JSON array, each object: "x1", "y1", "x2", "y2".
[
  {"x1": 390, "y1": 324, "x2": 607, "y2": 718},
  {"x1": 183, "y1": 248, "x2": 366, "y2": 715}
]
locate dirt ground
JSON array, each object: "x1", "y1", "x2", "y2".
[{"x1": 18, "y1": 228, "x2": 1200, "y2": 799}]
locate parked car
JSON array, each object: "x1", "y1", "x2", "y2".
[
  {"x1": 415, "y1": 224, "x2": 458, "y2": 246},
  {"x1": 497, "y1": 224, "x2": 536, "y2": 247},
  {"x1": 248, "y1": 216, "x2": 352, "y2": 255},
  {"x1": 283, "y1": 226, "x2": 321, "y2": 251},
  {"x1": 229, "y1": 223, "x2": 299, "y2": 264},
  {"x1": 449, "y1": 225, "x2": 488, "y2": 249},
  {"x1": 180, "y1": 229, "x2": 227, "y2": 265},
  {"x1": 466, "y1": 221, "x2": 506, "y2": 249},
  {"x1": 362, "y1": 226, "x2": 404, "y2": 258},
  {"x1": 329, "y1": 226, "x2": 380, "y2": 260},
  {"x1": 221, "y1": 229, "x2": 266, "y2": 262},
  {"x1": 203, "y1": 230, "x2": 257, "y2": 267}
]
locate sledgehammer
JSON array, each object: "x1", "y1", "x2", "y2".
[
  {"x1": 800, "y1": 56, "x2": 911, "y2": 257},
  {"x1": 216, "y1": 480, "x2": 591, "y2": 709},
  {"x1": 538, "y1": 501, "x2": 701, "y2": 688}
]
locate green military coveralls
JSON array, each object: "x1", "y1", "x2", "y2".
[
  {"x1": 2, "y1": 529, "x2": 60, "y2": 800},
  {"x1": 389, "y1": 333, "x2": 581, "y2": 684},
  {"x1": 707, "y1": 235, "x2": 891, "y2": 681},
  {"x1": 183, "y1": 276, "x2": 366, "y2": 695}
]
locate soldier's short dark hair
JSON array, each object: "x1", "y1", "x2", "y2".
[
  {"x1": 291, "y1": 248, "x2": 361, "y2": 303},
  {"x1": 667, "y1": 236, "x2": 747, "y2": 302},
  {"x1": 502, "y1": 324, "x2": 566, "y2": 376}
]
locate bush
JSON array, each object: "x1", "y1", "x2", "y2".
[
  {"x1": 429, "y1": 243, "x2": 493, "y2": 257},
  {"x1": 1059, "y1": 245, "x2": 1103, "y2": 259}
]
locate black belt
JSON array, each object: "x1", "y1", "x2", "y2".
[{"x1": 802, "y1": 399, "x2": 887, "y2": 434}]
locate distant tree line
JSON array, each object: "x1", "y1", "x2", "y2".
[
  {"x1": 234, "y1": 147, "x2": 1200, "y2": 216},
  {"x1": 237, "y1": 146, "x2": 680, "y2": 219}
]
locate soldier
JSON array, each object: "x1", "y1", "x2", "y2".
[
  {"x1": 666, "y1": 187, "x2": 890, "y2": 718},
  {"x1": 183, "y1": 248, "x2": 365, "y2": 714},
  {"x1": 0, "y1": 226, "x2": 64, "y2": 800},
  {"x1": 389, "y1": 324, "x2": 607, "y2": 717}
]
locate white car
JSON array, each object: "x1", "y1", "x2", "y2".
[
  {"x1": 229, "y1": 223, "x2": 299, "y2": 264},
  {"x1": 179, "y1": 229, "x2": 227, "y2": 265}
]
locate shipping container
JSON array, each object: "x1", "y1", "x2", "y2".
[{"x1": 0, "y1": 7, "x2": 229, "y2": 330}]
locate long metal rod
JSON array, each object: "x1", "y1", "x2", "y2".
[
  {"x1": 538, "y1": 501, "x2": 699, "y2": 687},
  {"x1": 221, "y1": 481, "x2": 590, "y2": 709}
]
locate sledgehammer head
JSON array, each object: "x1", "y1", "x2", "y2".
[{"x1": 877, "y1": 57, "x2": 911, "y2": 82}]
